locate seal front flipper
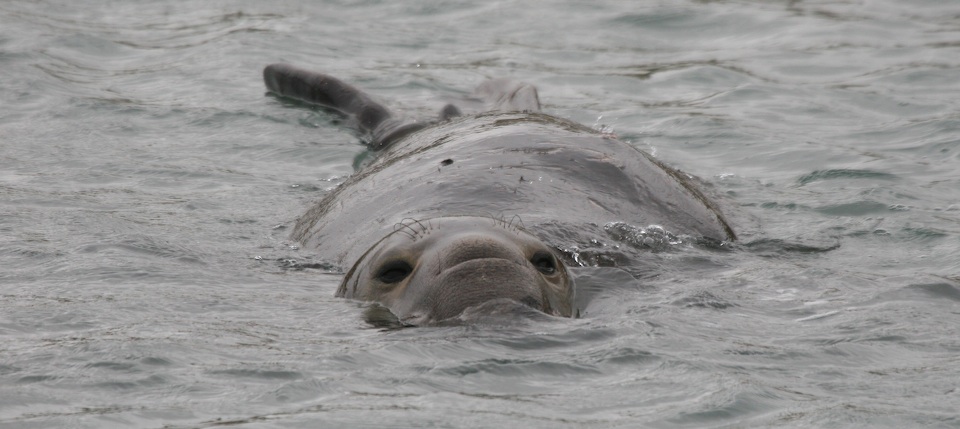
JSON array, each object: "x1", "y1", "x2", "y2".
[
  {"x1": 474, "y1": 78, "x2": 541, "y2": 113},
  {"x1": 263, "y1": 63, "x2": 425, "y2": 150}
]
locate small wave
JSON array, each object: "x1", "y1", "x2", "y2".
[{"x1": 798, "y1": 169, "x2": 898, "y2": 186}]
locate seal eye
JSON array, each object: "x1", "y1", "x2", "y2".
[
  {"x1": 530, "y1": 251, "x2": 557, "y2": 275},
  {"x1": 376, "y1": 261, "x2": 412, "y2": 284}
]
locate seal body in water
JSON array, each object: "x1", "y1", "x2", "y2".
[{"x1": 263, "y1": 63, "x2": 735, "y2": 326}]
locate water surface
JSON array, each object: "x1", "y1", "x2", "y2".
[{"x1": 2, "y1": 0, "x2": 959, "y2": 427}]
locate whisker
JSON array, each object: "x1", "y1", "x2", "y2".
[
  {"x1": 394, "y1": 219, "x2": 424, "y2": 240},
  {"x1": 411, "y1": 218, "x2": 429, "y2": 234},
  {"x1": 509, "y1": 214, "x2": 525, "y2": 231}
]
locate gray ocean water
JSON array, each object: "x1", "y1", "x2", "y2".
[{"x1": 2, "y1": 1, "x2": 959, "y2": 427}]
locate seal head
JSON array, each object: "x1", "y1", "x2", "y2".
[{"x1": 338, "y1": 216, "x2": 574, "y2": 325}]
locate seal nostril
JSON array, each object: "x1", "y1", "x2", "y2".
[
  {"x1": 377, "y1": 260, "x2": 412, "y2": 284},
  {"x1": 530, "y1": 251, "x2": 557, "y2": 275}
]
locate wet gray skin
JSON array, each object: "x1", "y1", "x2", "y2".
[{"x1": 263, "y1": 64, "x2": 736, "y2": 325}]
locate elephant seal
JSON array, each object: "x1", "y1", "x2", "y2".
[{"x1": 263, "y1": 64, "x2": 735, "y2": 326}]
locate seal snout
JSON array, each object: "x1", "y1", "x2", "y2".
[
  {"x1": 438, "y1": 235, "x2": 528, "y2": 272},
  {"x1": 429, "y1": 257, "x2": 544, "y2": 322}
]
